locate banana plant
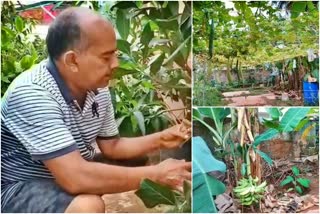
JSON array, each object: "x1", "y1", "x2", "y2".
[{"x1": 193, "y1": 107, "x2": 235, "y2": 150}]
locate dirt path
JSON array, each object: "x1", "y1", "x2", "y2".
[
  {"x1": 222, "y1": 90, "x2": 302, "y2": 106},
  {"x1": 102, "y1": 191, "x2": 172, "y2": 213}
]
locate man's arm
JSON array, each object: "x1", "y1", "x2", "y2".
[
  {"x1": 97, "y1": 124, "x2": 190, "y2": 160},
  {"x1": 44, "y1": 151, "x2": 190, "y2": 195}
]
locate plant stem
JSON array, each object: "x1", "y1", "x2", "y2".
[{"x1": 246, "y1": 146, "x2": 251, "y2": 177}]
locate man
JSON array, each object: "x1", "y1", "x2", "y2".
[{"x1": 1, "y1": 7, "x2": 191, "y2": 213}]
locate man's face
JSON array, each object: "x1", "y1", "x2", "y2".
[{"x1": 75, "y1": 23, "x2": 119, "y2": 90}]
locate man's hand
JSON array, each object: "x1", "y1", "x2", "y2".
[
  {"x1": 158, "y1": 119, "x2": 191, "y2": 149},
  {"x1": 153, "y1": 158, "x2": 191, "y2": 189}
]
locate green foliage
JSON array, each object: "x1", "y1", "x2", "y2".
[
  {"x1": 234, "y1": 176, "x2": 267, "y2": 206},
  {"x1": 135, "y1": 179, "x2": 191, "y2": 213},
  {"x1": 193, "y1": 1, "x2": 319, "y2": 67},
  {"x1": 111, "y1": 78, "x2": 169, "y2": 137},
  {"x1": 255, "y1": 107, "x2": 311, "y2": 147},
  {"x1": 1, "y1": 1, "x2": 47, "y2": 96},
  {"x1": 279, "y1": 108, "x2": 311, "y2": 132},
  {"x1": 108, "y1": 1, "x2": 191, "y2": 135},
  {"x1": 280, "y1": 166, "x2": 311, "y2": 195},
  {"x1": 192, "y1": 137, "x2": 226, "y2": 213},
  {"x1": 193, "y1": 84, "x2": 225, "y2": 106}
]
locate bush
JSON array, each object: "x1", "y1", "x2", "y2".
[{"x1": 1, "y1": 1, "x2": 47, "y2": 96}]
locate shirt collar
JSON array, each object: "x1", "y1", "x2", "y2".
[
  {"x1": 45, "y1": 58, "x2": 99, "y2": 105},
  {"x1": 46, "y1": 58, "x2": 74, "y2": 104}
]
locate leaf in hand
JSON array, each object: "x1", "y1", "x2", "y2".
[{"x1": 135, "y1": 179, "x2": 176, "y2": 208}]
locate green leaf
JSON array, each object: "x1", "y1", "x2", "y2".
[
  {"x1": 266, "y1": 108, "x2": 281, "y2": 120},
  {"x1": 307, "y1": 1, "x2": 316, "y2": 11},
  {"x1": 20, "y1": 55, "x2": 34, "y2": 70},
  {"x1": 119, "y1": 116, "x2": 138, "y2": 137},
  {"x1": 262, "y1": 119, "x2": 280, "y2": 130},
  {"x1": 180, "y1": 15, "x2": 191, "y2": 41},
  {"x1": 280, "y1": 176, "x2": 294, "y2": 187},
  {"x1": 4, "y1": 60, "x2": 16, "y2": 74},
  {"x1": 193, "y1": 173, "x2": 222, "y2": 213},
  {"x1": 133, "y1": 111, "x2": 146, "y2": 135},
  {"x1": 193, "y1": 136, "x2": 226, "y2": 177},
  {"x1": 15, "y1": 16, "x2": 24, "y2": 32},
  {"x1": 279, "y1": 108, "x2": 310, "y2": 132},
  {"x1": 192, "y1": 135, "x2": 226, "y2": 213},
  {"x1": 192, "y1": 108, "x2": 202, "y2": 120},
  {"x1": 294, "y1": 118, "x2": 309, "y2": 131},
  {"x1": 222, "y1": 124, "x2": 236, "y2": 148},
  {"x1": 255, "y1": 149, "x2": 273, "y2": 165},
  {"x1": 253, "y1": 129, "x2": 279, "y2": 147},
  {"x1": 110, "y1": 1, "x2": 137, "y2": 11},
  {"x1": 291, "y1": 2, "x2": 307, "y2": 13},
  {"x1": 135, "y1": 179, "x2": 176, "y2": 208},
  {"x1": 193, "y1": 137, "x2": 226, "y2": 214},
  {"x1": 116, "y1": 9, "x2": 130, "y2": 40},
  {"x1": 297, "y1": 178, "x2": 310, "y2": 188},
  {"x1": 117, "y1": 39, "x2": 131, "y2": 55},
  {"x1": 197, "y1": 107, "x2": 225, "y2": 135},
  {"x1": 168, "y1": 1, "x2": 179, "y2": 16},
  {"x1": 295, "y1": 185, "x2": 303, "y2": 195},
  {"x1": 116, "y1": 115, "x2": 127, "y2": 127},
  {"x1": 163, "y1": 35, "x2": 191, "y2": 66},
  {"x1": 1, "y1": 73, "x2": 10, "y2": 83},
  {"x1": 291, "y1": 2, "x2": 307, "y2": 18},
  {"x1": 141, "y1": 22, "x2": 154, "y2": 47},
  {"x1": 150, "y1": 53, "x2": 165, "y2": 75},
  {"x1": 113, "y1": 68, "x2": 139, "y2": 79},
  {"x1": 1, "y1": 29, "x2": 9, "y2": 45},
  {"x1": 113, "y1": 59, "x2": 140, "y2": 79},
  {"x1": 192, "y1": 113, "x2": 222, "y2": 146},
  {"x1": 292, "y1": 166, "x2": 300, "y2": 176}
]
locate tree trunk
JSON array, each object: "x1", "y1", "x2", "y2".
[
  {"x1": 235, "y1": 58, "x2": 241, "y2": 83},
  {"x1": 226, "y1": 58, "x2": 233, "y2": 84},
  {"x1": 237, "y1": 108, "x2": 261, "y2": 181},
  {"x1": 251, "y1": 109, "x2": 261, "y2": 181},
  {"x1": 239, "y1": 60, "x2": 244, "y2": 87}
]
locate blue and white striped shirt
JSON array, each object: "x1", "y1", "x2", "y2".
[{"x1": 1, "y1": 59, "x2": 119, "y2": 209}]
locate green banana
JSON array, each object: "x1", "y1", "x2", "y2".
[{"x1": 234, "y1": 177, "x2": 268, "y2": 206}]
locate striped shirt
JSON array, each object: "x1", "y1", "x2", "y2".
[{"x1": 1, "y1": 59, "x2": 119, "y2": 209}]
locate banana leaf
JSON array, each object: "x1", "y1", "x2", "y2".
[
  {"x1": 192, "y1": 137, "x2": 226, "y2": 213},
  {"x1": 279, "y1": 108, "x2": 311, "y2": 132}
]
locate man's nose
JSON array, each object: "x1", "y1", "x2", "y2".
[{"x1": 110, "y1": 56, "x2": 119, "y2": 71}]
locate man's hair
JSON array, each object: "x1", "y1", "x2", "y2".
[{"x1": 46, "y1": 8, "x2": 85, "y2": 60}]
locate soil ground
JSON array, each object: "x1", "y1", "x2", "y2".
[{"x1": 222, "y1": 88, "x2": 302, "y2": 106}]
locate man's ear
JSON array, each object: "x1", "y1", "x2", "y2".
[{"x1": 63, "y1": 51, "x2": 78, "y2": 73}]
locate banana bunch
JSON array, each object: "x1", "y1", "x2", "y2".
[{"x1": 233, "y1": 176, "x2": 267, "y2": 206}]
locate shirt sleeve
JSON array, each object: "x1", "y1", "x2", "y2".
[
  {"x1": 4, "y1": 84, "x2": 78, "y2": 161},
  {"x1": 97, "y1": 88, "x2": 119, "y2": 139}
]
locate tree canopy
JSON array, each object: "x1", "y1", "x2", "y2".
[{"x1": 193, "y1": 1, "x2": 319, "y2": 67}]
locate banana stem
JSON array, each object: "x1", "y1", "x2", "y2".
[{"x1": 246, "y1": 147, "x2": 251, "y2": 177}]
